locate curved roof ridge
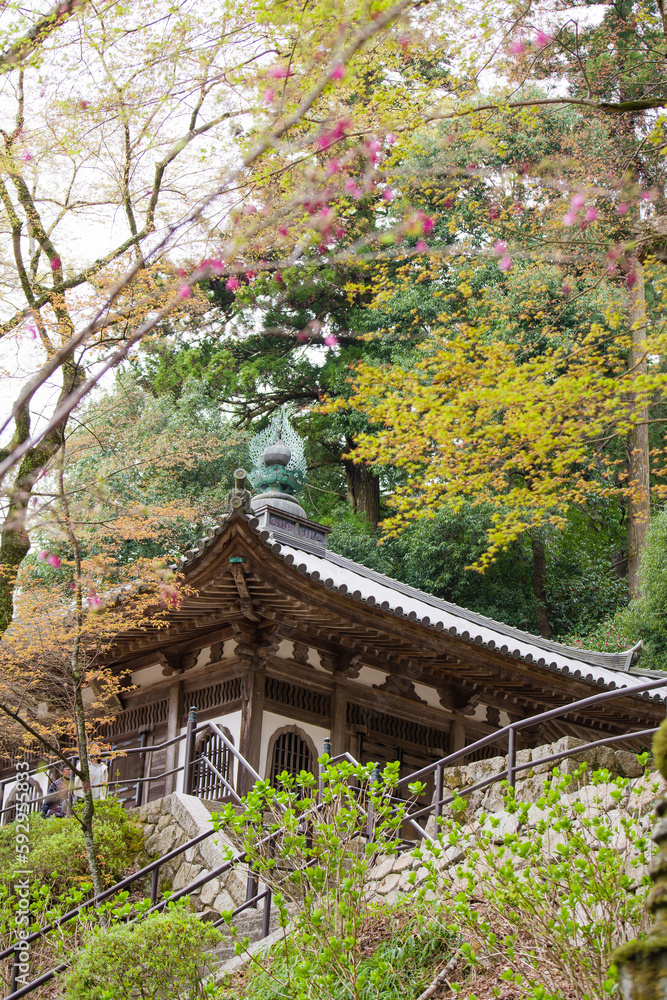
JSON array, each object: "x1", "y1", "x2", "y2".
[{"x1": 321, "y1": 548, "x2": 639, "y2": 673}]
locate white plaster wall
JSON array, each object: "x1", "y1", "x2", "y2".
[
  {"x1": 259, "y1": 710, "x2": 330, "y2": 780},
  {"x1": 413, "y1": 681, "x2": 442, "y2": 710},
  {"x1": 131, "y1": 662, "x2": 165, "y2": 689}
]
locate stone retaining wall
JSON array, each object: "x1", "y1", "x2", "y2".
[
  {"x1": 368, "y1": 735, "x2": 661, "y2": 904},
  {"x1": 132, "y1": 792, "x2": 246, "y2": 913}
]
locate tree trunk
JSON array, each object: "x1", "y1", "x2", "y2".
[
  {"x1": 343, "y1": 445, "x2": 380, "y2": 528},
  {"x1": 61, "y1": 457, "x2": 104, "y2": 898},
  {"x1": 530, "y1": 532, "x2": 551, "y2": 640},
  {"x1": 626, "y1": 258, "x2": 650, "y2": 601},
  {"x1": 0, "y1": 359, "x2": 82, "y2": 633}
]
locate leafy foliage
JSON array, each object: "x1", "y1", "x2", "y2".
[
  {"x1": 62, "y1": 904, "x2": 222, "y2": 1000},
  {"x1": 213, "y1": 758, "x2": 428, "y2": 1000},
  {"x1": 418, "y1": 763, "x2": 657, "y2": 1000},
  {"x1": 0, "y1": 797, "x2": 143, "y2": 893}
]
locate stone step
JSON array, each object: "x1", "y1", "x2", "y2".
[{"x1": 210, "y1": 906, "x2": 282, "y2": 963}]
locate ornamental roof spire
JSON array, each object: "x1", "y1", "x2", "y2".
[{"x1": 248, "y1": 406, "x2": 307, "y2": 519}]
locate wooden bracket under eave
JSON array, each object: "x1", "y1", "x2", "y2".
[{"x1": 230, "y1": 561, "x2": 261, "y2": 622}]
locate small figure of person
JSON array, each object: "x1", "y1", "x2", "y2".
[
  {"x1": 40, "y1": 766, "x2": 73, "y2": 818},
  {"x1": 73, "y1": 755, "x2": 109, "y2": 803}
]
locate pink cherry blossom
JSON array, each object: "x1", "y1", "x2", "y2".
[
  {"x1": 498, "y1": 255, "x2": 513, "y2": 272},
  {"x1": 382, "y1": 188, "x2": 395, "y2": 201},
  {"x1": 493, "y1": 240, "x2": 508, "y2": 256},
  {"x1": 324, "y1": 334, "x2": 339, "y2": 346},
  {"x1": 38, "y1": 551, "x2": 49, "y2": 561},
  {"x1": 274, "y1": 273, "x2": 283, "y2": 285},
  {"x1": 562, "y1": 211, "x2": 576, "y2": 226},
  {"x1": 88, "y1": 594, "x2": 101, "y2": 608},
  {"x1": 488, "y1": 205, "x2": 500, "y2": 220},
  {"x1": 561, "y1": 281, "x2": 572, "y2": 296},
  {"x1": 330, "y1": 64, "x2": 345, "y2": 80},
  {"x1": 47, "y1": 555, "x2": 61, "y2": 568},
  {"x1": 385, "y1": 133, "x2": 397, "y2": 145},
  {"x1": 626, "y1": 272, "x2": 637, "y2": 289},
  {"x1": 509, "y1": 39, "x2": 525, "y2": 55},
  {"x1": 570, "y1": 193, "x2": 585, "y2": 209},
  {"x1": 535, "y1": 30, "x2": 552, "y2": 47},
  {"x1": 278, "y1": 226, "x2": 289, "y2": 237},
  {"x1": 584, "y1": 207, "x2": 598, "y2": 223},
  {"x1": 246, "y1": 270, "x2": 256, "y2": 280},
  {"x1": 267, "y1": 64, "x2": 291, "y2": 79},
  {"x1": 420, "y1": 213, "x2": 435, "y2": 234},
  {"x1": 225, "y1": 276, "x2": 240, "y2": 291},
  {"x1": 264, "y1": 89, "x2": 276, "y2": 104},
  {"x1": 325, "y1": 158, "x2": 341, "y2": 176},
  {"x1": 616, "y1": 202, "x2": 629, "y2": 215},
  {"x1": 50, "y1": 257, "x2": 61, "y2": 270},
  {"x1": 177, "y1": 267, "x2": 187, "y2": 277},
  {"x1": 178, "y1": 284, "x2": 191, "y2": 299},
  {"x1": 21, "y1": 151, "x2": 33, "y2": 163},
  {"x1": 416, "y1": 240, "x2": 427, "y2": 252}
]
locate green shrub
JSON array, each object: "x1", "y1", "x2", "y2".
[
  {"x1": 213, "y1": 758, "x2": 429, "y2": 1000},
  {"x1": 0, "y1": 796, "x2": 143, "y2": 892},
  {"x1": 417, "y1": 762, "x2": 657, "y2": 1000},
  {"x1": 63, "y1": 905, "x2": 222, "y2": 1000}
]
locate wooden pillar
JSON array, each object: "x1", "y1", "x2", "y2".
[
  {"x1": 238, "y1": 667, "x2": 265, "y2": 795},
  {"x1": 330, "y1": 682, "x2": 348, "y2": 757},
  {"x1": 450, "y1": 717, "x2": 466, "y2": 754},
  {"x1": 164, "y1": 679, "x2": 182, "y2": 795}
]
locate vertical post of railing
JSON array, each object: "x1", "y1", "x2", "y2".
[
  {"x1": 134, "y1": 731, "x2": 148, "y2": 808},
  {"x1": 434, "y1": 763, "x2": 443, "y2": 820},
  {"x1": 151, "y1": 865, "x2": 160, "y2": 906},
  {"x1": 507, "y1": 726, "x2": 516, "y2": 789},
  {"x1": 367, "y1": 765, "x2": 381, "y2": 843},
  {"x1": 246, "y1": 867, "x2": 259, "y2": 909},
  {"x1": 10, "y1": 944, "x2": 18, "y2": 995},
  {"x1": 319, "y1": 737, "x2": 331, "y2": 799},
  {"x1": 183, "y1": 706, "x2": 198, "y2": 796},
  {"x1": 261, "y1": 887, "x2": 272, "y2": 938}
]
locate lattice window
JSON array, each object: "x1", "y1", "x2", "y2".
[
  {"x1": 268, "y1": 728, "x2": 315, "y2": 785},
  {"x1": 265, "y1": 677, "x2": 331, "y2": 719},
  {"x1": 192, "y1": 728, "x2": 233, "y2": 800},
  {"x1": 346, "y1": 703, "x2": 446, "y2": 753}
]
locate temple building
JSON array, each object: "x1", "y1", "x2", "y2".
[
  {"x1": 95, "y1": 410, "x2": 663, "y2": 806},
  {"x1": 2, "y1": 411, "x2": 664, "y2": 815}
]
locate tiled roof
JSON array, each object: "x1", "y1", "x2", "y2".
[{"x1": 175, "y1": 509, "x2": 664, "y2": 703}]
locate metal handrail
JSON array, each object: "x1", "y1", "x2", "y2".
[
  {"x1": 395, "y1": 675, "x2": 667, "y2": 790},
  {"x1": 2, "y1": 678, "x2": 666, "y2": 997}
]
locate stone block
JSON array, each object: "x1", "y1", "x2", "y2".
[
  {"x1": 173, "y1": 862, "x2": 202, "y2": 891},
  {"x1": 393, "y1": 853, "x2": 415, "y2": 873},
  {"x1": 593, "y1": 746, "x2": 619, "y2": 774},
  {"x1": 199, "y1": 878, "x2": 221, "y2": 907},
  {"x1": 371, "y1": 857, "x2": 395, "y2": 880},
  {"x1": 614, "y1": 750, "x2": 644, "y2": 779},
  {"x1": 213, "y1": 889, "x2": 236, "y2": 913},
  {"x1": 146, "y1": 825, "x2": 178, "y2": 856},
  {"x1": 494, "y1": 811, "x2": 519, "y2": 842},
  {"x1": 157, "y1": 814, "x2": 171, "y2": 831},
  {"x1": 377, "y1": 872, "x2": 401, "y2": 895}
]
